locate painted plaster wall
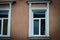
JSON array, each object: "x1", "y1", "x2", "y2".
[{"x1": 9, "y1": 0, "x2": 60, "y2": 40}]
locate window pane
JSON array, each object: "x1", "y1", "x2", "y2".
[
  {"x1": 0, "y1": 20, "x2": 1, "y2": 34},
  {"x1": 3, "y1": 19, "x2": 8, "y2": 35},
  {"x1": 0, "y1": 10, "x2": 8, "y2": 18},
  {"x1": 33, "y1": 10, "x2": 45, "y2": 18},
  {"x1": 41, "y1": 19, "x2": 45, "y2": 35},
  {"x1": 34, "y1": 20, "x2": 39, "y2": 35}
]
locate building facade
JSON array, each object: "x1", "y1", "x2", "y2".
[{"x1": 0, "y1": 0, "x2": 60, "y2": 40}]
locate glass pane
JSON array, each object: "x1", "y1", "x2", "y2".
[
  {"x1": 3, "y1": 19, "x2": 8, "y2": 35},
  {"x1": 33, "y1": 10, "x2": 45, "y2": 18},
  {"x1": 41, "y1": 19, "x2": 45, "y2": 35},
  {"x1": 34, "y1": 20, "x2": 39, "y2": 35},
  {"x1": 0, "y1": 10, "x2": 8, "y2": 18},
  {"x1": 0, "y1": 20, "x2": 1, "y2": 34}
]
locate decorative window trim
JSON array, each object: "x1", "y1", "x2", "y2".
[
  {"x1": 28, "y1": 1, "x2": 50, "y2": 4},
  {"x1": 0, "y1": 2, "x2": 12, "y2": 38},
  {"x1": 28, "y1": 2, "x2": 50, "y2": 39}
]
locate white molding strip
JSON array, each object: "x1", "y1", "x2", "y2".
[{"x1": 28, "y1": 1, "x2": 50, "y2": 4}]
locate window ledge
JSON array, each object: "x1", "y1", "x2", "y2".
[
  {"x1": 0, "y1": 37, "x2": 10, "y2": 40},
  {"x1": 29, "y1": 36, "x2": 50, "y2": 40}
]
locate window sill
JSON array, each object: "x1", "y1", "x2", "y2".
[
  {"x1": 0, "y1": 37, "x2": 10, "y2": 40},
  {"x1": 29, "y1": 36, "x2": 50, "y2": 40}
]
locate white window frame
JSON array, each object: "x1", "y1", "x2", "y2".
[
  {"x1": 0, "y1": 2, "x2": 12, "y2": 37},
  {"x1": 29, "y1": 3, "x2": 49, "y2": 38}
]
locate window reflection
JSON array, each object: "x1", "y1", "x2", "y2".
[
  {"x1": 33, "y1": 10, "x2": 46, "y2": 18},
  {"x1": 0, "y1": 10, "x2": 8, "y2": 18},
  {"x1": 34, "y1": 20, "x2": 39, "y2": 35},
  {"x1": 41, "y1": 19, "x2": 45, "y2": 35},
  {"x1": 3, "y1": 19, "x2": 8, "y2": 35}
]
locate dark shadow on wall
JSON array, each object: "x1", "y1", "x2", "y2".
[{"x1": 29, "y1": 39, "x2": 50, "y2": 40}]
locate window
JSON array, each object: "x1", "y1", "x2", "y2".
[
  {"x1": 0, "y1": 10, "x2": 9, "y2": 35},
  {"x1": 29, "y1": 3, "x2": 49, "y2": 39},
  {"x1": 33, "y1": 10, "x2": 46, "y2": 35},
  {"x1": 0, "y1": 9, "x2": 11, "y2": 37},
  {"x1": 0, "y1": 2, "x2": 12, "y2": 37}
]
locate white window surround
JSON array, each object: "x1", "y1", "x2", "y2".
[
  {"x1": 28, "y1": 3, "x2": 50, "y2": 39},
  {"x1": 0, "y1": 2, "x2": 12, "y2": 37}
]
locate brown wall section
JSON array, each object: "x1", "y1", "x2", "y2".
[
  {"x1": 50, "y1": 0, "x2": 60, "y2": 40},
  {"x1": 0, "y1": 0, "x2": 59, "y2": 40},
  {"x1": 11, "y1": 0, "x2": 29, "y2": 40},
  {"x1": 32, "y1": 3, "x2": 47, "y2": 7}
]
